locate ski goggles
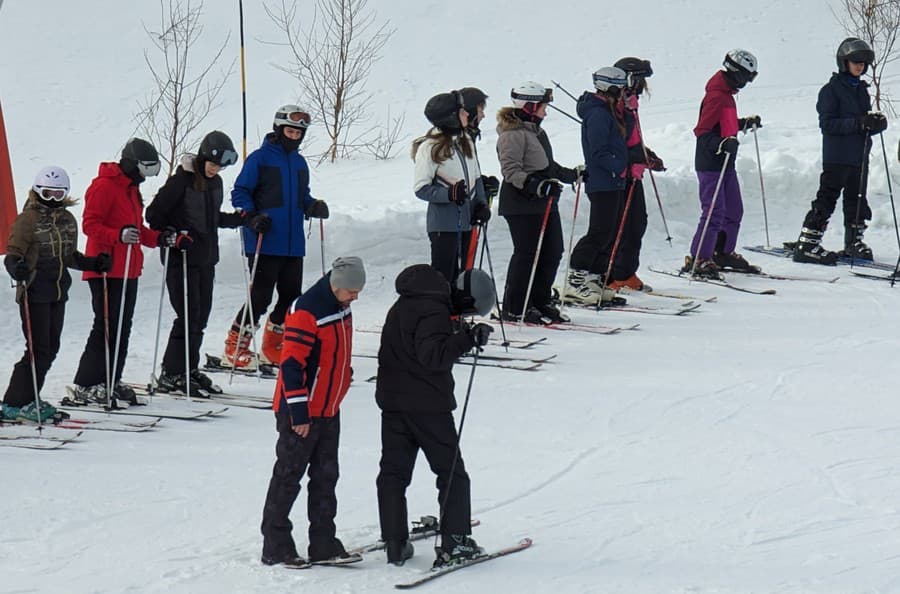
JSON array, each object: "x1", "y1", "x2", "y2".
[
  {"x1": 36, "y1": 187, "x2": 67, "y2": 201},
  {"x1": 137, "y1": 160, "x2": 161, "y2": 178},
  {"x1": 511, "y1": 88, "x2": 554, "y2": 104},
  {"x1": 284, "y1": 110, "x2": 311, "y2": 128},
  {"x1": 218, "y1": 149, "x2": 239, "y2": 167}
]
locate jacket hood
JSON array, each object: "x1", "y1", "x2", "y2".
[
  {"x1": 496, "y1": 107, "x2": 525, "y2": 133},
  {"x1": 96, "y1": 161, "x2": 132, "y2": 187},
  {"x1": 181, "y1": 153, "x2": 196, "y2": 172},
  {"x1": 395, "y1": 264, "x2": 451, "y2": 302},
  {"x1": 707, "y1": 70, "x2": 738, "y2": 95},
  {"x1": 576, "y1": 91, "x2": 611, "y2": 119}
]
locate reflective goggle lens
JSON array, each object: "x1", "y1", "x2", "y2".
[
  {"x1": 219, "y1": 149, "x2": 238, "y2": 167},
  {"x1": 287, "y1": 111, "x2": 311, "y2": 128},
  {"x1": 138, "y1": 160, "x2": 161, "y2": 177},
  {"x1": 39, "y1": 187, "x2": 67, "y2": 201}
]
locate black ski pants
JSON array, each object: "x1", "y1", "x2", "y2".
[
  {"x1": 502, "y1": 211, "x2": 563, "y2": 316},
  {"x1": 376, "y1": 411, "x2": 472, "y2": 541},
  {"x1": 802, "y1": 163, "x2": 871, "y2": 232},
  {"x1": 234, "y1": 254, "x2": 303, "y2": 328},
  {"x1": 3, "y1": 299, "x2": 66, "y2": 407},
  {"x1": 428, "y1": 230, "x2": 472, "y2": 284},
  {"x1": 261, "y1": 412, "x2": 342, "y2": 561},
  {"x1": 73, "y1": 278, "x2": 138, "y2": 388},
  {"x1": 609, "y1": 179, "x2": 648, "y2": 281},
  {"x1": 162, "y1": 260, "x2": 215, "y2": 375},
  {"x1": 570, "y1": 189, "x2": 625, "y2": 277}
]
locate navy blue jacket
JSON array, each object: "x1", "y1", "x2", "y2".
[
  {"x1": 231, "y1": 133, "x2": 315, "y2": 256},
  {"x1": 819, "y1": 73, "x2": 872, "y2": 167},
  {"x1": 577, "y1": 92, "x2": 627, "y2": 193}
]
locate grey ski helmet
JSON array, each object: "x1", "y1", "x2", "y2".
[
  {"x1": 836, "y1": 37, "x2": 875, "y2": 74},
  {"x1": 592, "y1": 67, "x2": 628, "y2": 94},
  {"x1": 424, "y1": 91, "x2": 464, "y2": 133},
  {"x1": 614, "y1": 57, "x2": 653, "y2": 92},
  {"x1": 199, "y1": 131, "x2": 238, "y2": 167},
  {"x1": 452, "y1": 268, "x2": 495, "y2": 316},
  {"x1": 121, "y1": 138, "x2": 161, "y2": 178}
]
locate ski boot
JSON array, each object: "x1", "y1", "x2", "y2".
[
  {"x1": 260, "y1": 319, "x2": 285, "y2": 365},
  {"x1": 840, "y1": 223, "x2": 874, "y2": 261},
  {"x1": 562, "y1": 269, "x2": 603, "y2": 306},
  {"x1": 16, "y1": 401, "x2": 66, "y2": 423},
  {"x1": 222, "y1": 322, "x2": 259, "y2": 370},
  {"x1": 191, "y1": 369, "x2": 222, "y2": 394},
  {"x1": 607, "y1": 274, "x2": 652, "y2": 292},
  {"x1": 681, "y1": 256, "x2": 723, "y2": 280},
  {"x1": 793, "y1": 227, "x2": 838, "y2": 265},
  {"x1": 535, "y1": 303, "x2": 570, "y2": 324},
  {"x1": 156, "y1": 372, "x2": 202, "y2": 395},
  {"x1": 385, "y1": 540, "x2": 414, "y2": 566},
  {"x1": 713, "y1": 251, "x2": 760, "y2": 273}
]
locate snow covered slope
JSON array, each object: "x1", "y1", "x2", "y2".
[{"x1": 2, "y1": 1, "x2": 900, "y2": 592}]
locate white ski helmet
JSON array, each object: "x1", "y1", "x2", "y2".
[
  {"x1": 32, "y1": 165, "x2": 70, "y2": 201},
  {"x1": 510, "y1": 81, "x2": 553, "y2": 108},
  {"x1": 592, "y1": 67, "x2": 628, "y2": 93},
  {"x1": 273, "y1": 104, "x2": 311, "y2": 130},
  {"x1": 723, "y1": 49, "x2": 758, "y2": 87}
]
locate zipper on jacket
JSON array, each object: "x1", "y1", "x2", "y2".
[
  {"x1": 453, "y1": 143, "x2": 473, "y2": 199},
  {"x1": 52, "y1": 211, "x2": 64, "y2": 301},
  {"x1": 333, "y1": 313, "x2": 349, "y2": 417}
]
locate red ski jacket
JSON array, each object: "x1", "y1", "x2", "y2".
[
  {"x1": 693, "y1": 70, "x2": 740, "y2": 172},
  {"x1": 81, "y1": 162, "x2": 160, "y2": 280},
  {"x1": 274, "y1": 274, "x2": 353, "y2": 425}
]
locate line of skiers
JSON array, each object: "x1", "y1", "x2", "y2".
[{"x1": 0, "y1": 36, "x2": 893, "y2": 567}]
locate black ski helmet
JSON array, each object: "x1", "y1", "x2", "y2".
[
  {"x1": 199, "y1": 131, "x2": 238, "y2": 167},
  {"x1": 121, "y1": 137, "x2": 161, "y2": 178},
  {"x1": 452, "y1": 268, "x2": 495, "y2": 316},
  {"x1": 614, "y1": 56, "x2": 653, "y2": 93},
  {"x1": 459, "y1": 87, "x2": 488, "y2": 126},
  {"x1": 424, "y1": 91, "x2": 464, "y2": 134},
  {"x1": 836, "y1": 37, "x2": 875, "y2": 74}
]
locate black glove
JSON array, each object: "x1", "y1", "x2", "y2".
[
  {"x1": 861, "y1": 112, "x2": 888, "y2": 133},
  {"x1": 573, "y1": 165, "x2": 588, "y2": 180},
  {"x1": 245, "y1": 212, "x2": 272, "y2": 234},
  {"x1": 717, "y1": 136, "x2": 739, "y2": 155},
  {"x1": 448, "y1": 180, "x2": 468, "y2": 206},
  {"x1": 305, "y1": 199, "x2": 330, "y2": 219},
  {"x1": 11, "y1": 259, "x2": 30, "y2": 281},
  {"x1": 119, "y1": 225, "x2": 141, "y2": 244},
  {"x1": 525, "y1": 174, "x2": 563, "y2": 200},
  {"x1": 646, "y1": 149, "x2": 666, "y2": 172},
  {"x1": 738, "y1": 115, "x2": 762, "y2": 131},
  {"x1": 159, "y1": 228, "x2": 194, "y2": 251},
  {"x1": 480, "y1": 175, "x2": 500, "y2": 200},
  {"x1": 92, "y1": 253, "x2": 112, "y2": 273},
  {"x1": 469, "y1": 322, "x2": 494, "y2": 347},
  {"x1": 471, "y1": 204, "x2": 492, "y2": 226}
]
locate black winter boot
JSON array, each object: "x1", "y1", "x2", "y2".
[{"x1": 385, "y1": 539, "x2": 414, "y2": 566}]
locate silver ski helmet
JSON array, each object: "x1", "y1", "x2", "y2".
[
  {"x1": 121, "y1": 138, "x2": 161, "y2": 178},
  {"x1": 592, "y1": 66, "x2": 628, "y2": 95},
  {"x1": 510, "y1": 81, "x2": 552, "y2": 108},
  {"x1": 836, "y1": 37, "x2": 875, "y2": 74},
  {"x1": 273, "y1": 104, "x2": 311, "y2": 131},
  {"x1": 199, "y1": 131, "x2": 238, "y2": 167},
  {"x1": 723, "y1": 48, "x2": 758, "y2": 88},
  {"x1": 452, "y1": 268, "x2": 495, "y2": 316}
]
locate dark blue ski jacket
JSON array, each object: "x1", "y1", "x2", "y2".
[
  {"x1": 577, "y1": 92, "x2": 627, "y2": 193},
  {"x1": 818, "y1": 73, "x2": 872, "y2": 167},
  {"x1": 231, "y1": 133, "x2": 315, "y2": 256}
]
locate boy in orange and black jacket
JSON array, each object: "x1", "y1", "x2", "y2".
[{"x1": 260, "y1": 257, "x2": 365, "y2": 568}]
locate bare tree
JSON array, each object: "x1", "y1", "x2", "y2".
[
  {"x1": 136, "y1": 0, "x2": 235, "y2": 175},
  {"x1": 833, "y1": 0, "x2": 900, "y2": 114},
  {"x1": 365, "y1": 107, "x2": 406, "y2": 160},
  {"x1": 266, "y1": 0, "x2": 394, "y2": 163}
]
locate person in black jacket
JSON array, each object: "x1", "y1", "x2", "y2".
[
  {"x1": 145, "y1": 131, "x2": 246, "y2": 393},
  {"x1": 375, "y1": 264, "x2": 494, "y2": 568},
  {"x1": 793, "y1": 38, "x2": 887, "y2": 264}
]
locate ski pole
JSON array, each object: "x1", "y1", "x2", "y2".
[
  {"x1": 319, "y1": 218, "x2": 326, "y2": 276},
  {"x1": 560, "y1": 174, "x2": 583, "y2": 315},
  {"x1": 111, "y1": 243, "x2": 133, "y2": 406},
  {"x1": 20, "y1": 286, "x2": 43, "y2": 429},
  {"x1": 849, "y1": 138, "x2": 872, "y2": 270},
  {"x1": 182, "y1": 240, "x2": 191, "y2": 402},
  {"x1": 435, "y1": 348, "x2": 480, "y2": 546},
  {"x1": 876, "y1": 133, "x2": 900, "y2": 288},
  {"x1": 102, "y1": 272, "x2": 111, "y2": 407},
  {"x1": 691, "y1": 152, "x2": 731, "y2": 277},
  {"x1": 521, "y1": 190, "x2": 555, "y2": 321},
  {"x1": 231, "y1": 232, "x2": 264, "y2": 384},
  {"x1": 550, "y1": 79, "x2": 578, "y2": 102},
  {"x1": 464, "y1": 224, "x2": 480, "y2": 270},
  {"x1": 751, "y1": 124, "x2": 770, "y2": 248},
  {"x1": 633, "y1": 110, "x2": 672, "y2": 245},
  {"x1": 148, "y1": 247, "x2": 170, "y2": 395},
  {"x1": 547, "y1": 104, "x2": 581, "y2": 125},
  {"x1": 599, "y1": 179, "x2": 638, "y2": 309},
  {"x1": 238, "y1": 0, "x2": 248, "y2": 161},
  {"x1": 479, "y1": 226, "x2": 509, "y2": 349}
]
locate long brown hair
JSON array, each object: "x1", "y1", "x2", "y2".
[
  {"x1": 191, "y1": 156, "x2": 209, "y2": 192},
  {"x1": 411, "y1": 128, "x2": 473, "y2": 163},
  {"x1": 597, "y1": 92, "x2": 627, "y2": 137}
]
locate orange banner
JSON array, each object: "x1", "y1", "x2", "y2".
[{"x1": 0, "y1": 99, "x2": 16, "y2": 254}]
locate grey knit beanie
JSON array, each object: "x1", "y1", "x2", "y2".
[{"x1": 330, "y1": 256, "x2": 366, "y2": 290}]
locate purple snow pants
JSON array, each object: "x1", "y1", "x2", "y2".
[{"x1": 690, "y1": 169, "x2": 743, "y2": 259}]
